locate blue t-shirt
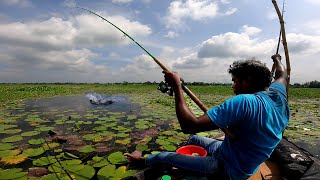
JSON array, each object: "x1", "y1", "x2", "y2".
[{"x1": 207, "y1": 82, "x2": 290, "y2": 179}]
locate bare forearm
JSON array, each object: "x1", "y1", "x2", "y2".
[
  {"x1": 173, "y1": 84, "x2": 199, "y2": 133},
  {"x1": 274, "y1": 60, "x2": 286, "y2": 80}
]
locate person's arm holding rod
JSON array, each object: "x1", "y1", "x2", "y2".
[
  {"x1": 271, "y1": 54, "x2": 287, "y2": 87},
  {"x1": 163, "y1": 71, "x2": 219, "y2": 134}
]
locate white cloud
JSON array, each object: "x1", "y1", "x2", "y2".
[
  {"x1": 112, "y1": 0, "x2": 133, "y2": 4},
  {"x1": 0, "y1": 13, "x2": 152, "y2": 82},
  {"x1": 240, "y1": 25, "x2": 262, "y2": 36},
  {"x1": 198, "y1": 28, "x2": 275, "y2": 59},
  {"x1": 1, "y1": 0, "x2": 31, "y2": 7},
  {"x1": 63, "y1": 0, "x2": 76, "y2": 8},
  {"x1": 73, "y1": 13, "x2": 152, "y2": 47},
  {"x1": 164, "y1": 31, "x2": 179, "y2": 39},
  {"x1": 224, "y1": 7, "x2": 237, "y2": 16},
  {"x1": 164, "y1": 0, "x2": 219, "y2": 29},
  {"x1": 305, "y1": 0, "x2": 320, "y2": 5}
]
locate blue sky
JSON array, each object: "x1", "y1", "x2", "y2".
[{"x1": 0, "y1": 0, "x2": 319, "y2": 83}]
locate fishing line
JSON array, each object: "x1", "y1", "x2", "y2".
[{"x1": 75, "y1": 6, "x2": 235, "y2": 139}]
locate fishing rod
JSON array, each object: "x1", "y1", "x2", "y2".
[
  {"x1": 75, "y1": 7, "x2": 235, "y2": 139},
  {"x1": 271, "y1": 0, "x2": 285, "y2": 78},
  {"x1": 272, "y1": 0, "x2": 291, "y2": 96}
]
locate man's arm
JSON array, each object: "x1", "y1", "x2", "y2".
[
  {"x1": 271, "y1": 54, "x2": 287, "y2": 87},
  {"x1": 163, "y1": 70, "x2": 219, "y2": 134}
]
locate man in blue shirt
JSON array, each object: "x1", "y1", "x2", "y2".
[{"x1": 126, "y1": 54, "x2": 289, "y2": 179}]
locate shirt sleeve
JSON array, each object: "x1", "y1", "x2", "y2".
[
  {"x1": 269, "y1": 82, "x2": 287, "y2": 99},
  {"x1": 206, "y1": 95, "x2": 248, "y2": 129}
]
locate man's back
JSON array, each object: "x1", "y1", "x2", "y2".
[{"x1": 207, "y1": 82, "x2": 290, "y2": 179}]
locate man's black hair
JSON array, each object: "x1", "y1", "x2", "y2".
[{"x1": 228, "y1": 58, "x2": 272, "y2": 92}]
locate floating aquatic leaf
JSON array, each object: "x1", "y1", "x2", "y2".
[
  {"x1": 115, "y1": 138, "x2": 131, "y2": 145},
  {"x1": 48, "y1": 159, "x2": 82, "y2": 173},
  {"x1": 0, "y1": 168, "x2": 28, "y2": 179},
  {"x1": 196, "y1": 132, "x2": 209, "y2": 137},
  {"x1": 87, "y1": 156, "x2": 110, "y2": 167},
  {"x1": 162, "y1": 144, "x2": 177, "y2": 151},
  {"x1": 28, "y1": 138, "x2": 45, "y2": 145},
  {"x1": 33, "y1": 156, "x2": 57, "y2": 166},
  {"x1": 141, "y1": 137, "x2": 152, "y2": 143},
  {"x1": 79, "y1": 145, "x2": 95, "y2": 153},
  {"x1": 168, "y1": 137, "x2": 182, "y2": 144},
  {"x1": 136, "y1": 144, "x2": 148, "y2": 151},
  {"x1": 70, "y1": 165, "x2": 95, "y2": 180},
  {"x1": 1, "y1": 154, "x2": 28, "y2": 165},
  {"x1": 127, "y1": 115, "x2": 137, "y2": 120},
  {"x1": 97, "y1": 165, "x2": 137, "y2": 180},
  {"x1": 42, "y1": 142, "x2": 60, "y2": 150},
  {"x1": 116, "y1": 133, "x2": 129, "y2": 138},
  {"x1": 0, "y1": 143, "x2": 14, "y2": 151},
  {"x1": 0, "y1": 149, "x2": 21, "y2": 158},
  {"x1": 1, "y1": 135, "x2": 23, "y2": 143},
  {"x1": 64, "y1": 152, "x2": 79, "y2": 159},
  {"x1": 21, "y1": 131, "x2": 40, "y2": 137},
  {"x1": 107, "y1": 152, "x2": 127, "y2": 165},
  {"x1": 156, "y1": 139, "x2": 171, "y2": 146},
  {"x1": 0, "y1": 129, "x2": 22, "y2": 134},
  {"x1": 22, "y1": 147, "x2": 45, "y2": 157}
]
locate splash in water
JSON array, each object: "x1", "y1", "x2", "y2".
[{"x1": 85, "y1": 93, "x2": 126, "y2": 105}]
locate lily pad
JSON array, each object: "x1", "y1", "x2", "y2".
[
  {"x1": 97, "y1": 165, "x2": 137, "y2": 180},
  {"x1": 33, "y1": 156, "x2": 57, "y2": 166},
  {"x1": 21, "y1": 131, "x2": 40, "y2": 137},
  {"x1": 0, "y1": 168, "x2": 28, "y2": 179},
  {"x1": 1, "y1": 154, "x2": 28, "y2": 165},
  {"x1": 0, "y1": 143, "x2": 14, "y2": 151},
  {"x1": 162, "y1": 144, "x2": 177, "y2": 151},
  {"x1": 107, "y1": 152, "x2": 127, "y2": 165},
  {"x1": 1, "y1": 135, "x2": 23, "y2": 143},
  {"x1": 79, "y1": 145, "x2": 95, "y2": 153},
  {"x1": 0, "y1": 149, "x2": 21, "y2": 158},
  {"x1": 87, "y1": 156, "x2": 110, "y2": 167},
  {"x1": 136, "y1": 144, "x2": 148, "y2": 151},
  {"x1": 22, "y1": 147, "x2": 45, "y2": 157},
  {"x1": 28, "y1": 138, "x2": 45, "y2": 145}
]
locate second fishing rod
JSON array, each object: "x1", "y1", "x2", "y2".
[{"x1": 76, "y1": 7, "x2": 235, "y2": 139}]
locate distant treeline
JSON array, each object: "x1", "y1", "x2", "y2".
[{"x1": 1, "y1": 80, "x2": 319, "y2": 88}]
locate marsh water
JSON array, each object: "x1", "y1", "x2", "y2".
[{"x1": 0, "y1": 94, "x2": 319, "y2": 179}]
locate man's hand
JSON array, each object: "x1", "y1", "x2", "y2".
[
  {"x1": 271, "y1": 54, "x2": 281, "y2": 62},
  {"x1": 162, "y1": 70, "x2": 181, "y2": 89}
]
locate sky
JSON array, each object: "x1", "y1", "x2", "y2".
[{"x1": 0, "y1": 0, "x2": 319, "y2": 83}]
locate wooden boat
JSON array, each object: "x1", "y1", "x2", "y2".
[{"x1": 124, "y1": 135, "x2": 320, "y2": 180}]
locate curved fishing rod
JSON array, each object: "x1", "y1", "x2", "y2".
[
  {"x1": 76, "y1": 7, "x2": 234, "y2": 138},
  {"x1": 271, "y1": 0, "x2": 285, "y2": 78},
  {"x1": 272, "y1": 0, "x2": 291, "y2": 97}
]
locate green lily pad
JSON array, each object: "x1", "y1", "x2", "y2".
[
  {"x1": 87, "y1": 156, "x2": 110, "y2": 167},
  {"x1": 162, "y1": 144, "x2": 177, "y2": 151},
  {"x1": 28, "y1": 138, "x2": 45, "y2": 145},
  {"x1": 97, "y1": 165, "x2": 137, "y2": 180},
  {"x1": 21, "y1": 131, "x2": 40, "y2": 137},
  {"x1": 115, "y1": 138, "x2": 131, "y2": 145},
  {"x1": 107, "y1": 152, "x2": 127, "y2": 165},
  {"x1": 22, "y1": 147, "x2": 45, "y2": 157},
  {"x1": 136, "y1": 144, "x2": 148, "y2": 151},
  {"x1": 0, "y1": 129, "x2": 22, "y2": 134},
  {"x1": 33, "y1": 156, "x2": 57, "y2": 166},
  {"x1": 0, "y1": 143, "x2": 14, "y2": 151},
  {"x1": 1, "y1": 135, "x2": 23, "y2": 143},
  {"x1": 0, "y1": 168, "x2": 28, "y2": 179},
  {"x1": 0, "y1": 149, "x2": 21, "y2": 158},
  {"x1": 79, "y1": 145, "x2": 95, "y2": 153},
  {"x1": 42, "y1": 142, "x2": 60, "y2": 150}
]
